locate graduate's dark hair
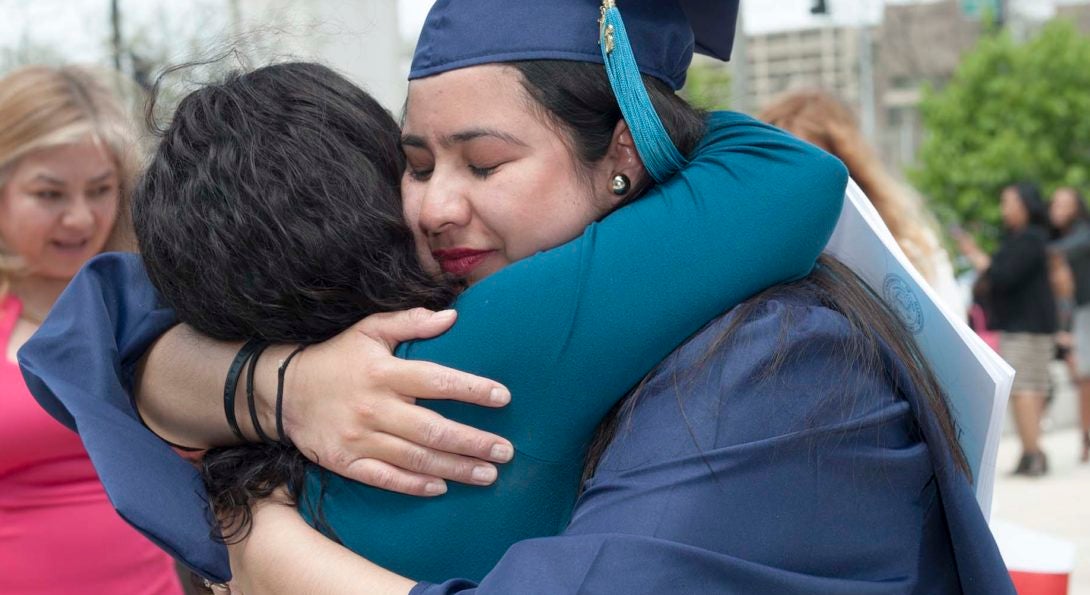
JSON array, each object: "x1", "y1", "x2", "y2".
[
  {"x1": 134, "y1": 62, "x2": 454, "y2": 543},
  {"x1": 543, "y1": 60, "x2": 973, "y2": 484},
  {"x1": 511, "y1": 60, "x2": 707, "y2": 202}
]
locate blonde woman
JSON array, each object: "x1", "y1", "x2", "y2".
[
  {"x1": 759, "y1": 89, "x2": 964, "y2": 315},
  {"x1": 0, "y1": 65, "x2": 182, "y2": 595}
]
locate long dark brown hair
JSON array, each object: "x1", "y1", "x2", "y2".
[{"x1": 582, "y1": 254, "x2": 971, "y2": 485}]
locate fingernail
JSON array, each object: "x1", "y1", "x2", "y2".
[
  {"x1": 490, "y1": 387, "x2": 511, "y2": 405},
  {"x1": 490, "y1": 443, "x2": 514, "y2": 462},
  {"x1": 425, "y1": 481, "x2": 447, "y2": 495},
  {"x1": 472, "y1": 465, "x2": 497, "y2": 484},
  {"x1": 435, "y1": 309, "x2": 457, "y2": 320}
]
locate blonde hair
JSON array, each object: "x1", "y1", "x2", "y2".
[
  {"x1": 0, "y1": 65, "x2": 144, "y2": 296},
  {"x1": 758, "y1": 89, "x2": 945, "y2": 283}
]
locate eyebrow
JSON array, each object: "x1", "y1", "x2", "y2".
[
  {"x1": 31, "y1": 171, "x2": 115, "y2": 185},
  {"x1": 32, "y1": 173, "x2": 66, "y2": 186},
  {"x1": 87, "y1": 170, "x2": 116, "y2": 184},
  {"x1": 401, "y1": 128, "x2": 528, "y2": 150}
]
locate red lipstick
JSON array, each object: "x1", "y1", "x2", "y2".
[{"x1": 431, "y1": 248, "x2": 495, "y2": 277}]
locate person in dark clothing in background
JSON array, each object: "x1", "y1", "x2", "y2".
[
  {"x1": 1050, "y1": 186, "x2": 1090, "y2": 462},
  {"x1": 958, "y1": 182, "x2": 1058, "y2": 476}
]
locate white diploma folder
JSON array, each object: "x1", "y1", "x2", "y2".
[{"x1": 824, "y1": 180, "x2": 1014, "y2": 520}]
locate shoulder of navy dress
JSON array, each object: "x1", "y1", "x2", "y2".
[{"x1": 595, "y1": 292, "x2": 908, "y2": 472}]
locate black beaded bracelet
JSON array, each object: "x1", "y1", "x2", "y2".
[
  {"x1": 246, "y1": 342, "x2": 275, "y2": 443},
  {"x1": 224, "y1": 338, "x2": 265, "y2": 441},
  {"x1": 275, "y1": 344, "x2": 309, "y2": 445}
]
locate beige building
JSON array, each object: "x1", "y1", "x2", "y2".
[
  {"x1": 730, "y1": 0, "x2": 1090, "y2": 170},
  {"x1": 874, "y1": 0, "x2": 983, "y2": 170},
  {"x1": 739, "y1": 25, "x2": 869, "y2": 117},
  {"x1": 730, "y1": 0, "x2": 984, "y2": 170},
  {"x1": 1056, "y1": 2, "x2": 1090, "y2": 33}
]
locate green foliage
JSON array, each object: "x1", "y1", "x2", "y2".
[
  {"x1": 910, "y1": 20, "x2": 1090, "y2": 239},
  {"x1": 681, "y1": 61, "x2": 731, "y2": 111}
]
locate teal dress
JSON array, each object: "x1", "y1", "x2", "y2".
[
  {"x1": 19, "y1": 111, "x2": 847, "y2": 582},
  {"x1": 307, "y1": 111, "x2": 847, "y2": 581}
]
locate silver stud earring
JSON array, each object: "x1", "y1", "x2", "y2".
[{"x1": 610, "y1": 174, "x2": 631, "y2": 196}]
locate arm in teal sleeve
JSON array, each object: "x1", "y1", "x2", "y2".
[{"x1": 401, "y1": 111, "x2": 848, "y2": 460}]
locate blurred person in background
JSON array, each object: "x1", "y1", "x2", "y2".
[
  {"x1": 1050, "y1": 186, "x2": 1090, "y2": 462},
  {"x1": 759, "y1": 89, "x2": 964, "y2": 315},
  {"x1": 0, "y1": 65, "x2": 183, "y2": 595},
  {"x1": 958, "y1": 183, "x2": 1058, "y2": 477}
]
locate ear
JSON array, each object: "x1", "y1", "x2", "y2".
[{"x1": 597, "y1": 120, "x2": 648, "y2": 208}]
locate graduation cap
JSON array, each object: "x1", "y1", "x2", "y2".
[{"x1": 410, "y1": 0, "x2": 740, "y2": 183}]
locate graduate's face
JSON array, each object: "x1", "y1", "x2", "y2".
[
  {"x1": 401, "y1": 65, "x2": 613, "y2": 285},
  {"x1": 0, "y1": 140, "x2": 119, "y2": 281}
]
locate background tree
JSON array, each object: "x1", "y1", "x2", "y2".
[
  {"x1": 682, "y1": 59, "x2": 732, "y2": 111},
  {"x1": 911, "y1": 19, "x2": 1090, "y2": 243}
]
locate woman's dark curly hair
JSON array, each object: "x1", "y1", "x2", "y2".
[
  {"x1": 137, "y1": 62, "x2": 453, "y2": 344},
  {"x1": 134, "y1": 62, "x2": 455, "y2": 540},
  {"x1": 135, "y1": 58, "x2": 707, "y2": 547}
]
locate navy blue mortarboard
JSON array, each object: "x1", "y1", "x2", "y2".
[
  {"x1": 410, "y1": 0, "x2": 739, "y2": 183},
  {"x1": 410, "y1": 0, "x2": 738, "y2": 91}
]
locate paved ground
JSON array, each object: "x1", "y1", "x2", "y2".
[{"x1": 992, "y1": 427, "x2": 1090, "y2": 594}]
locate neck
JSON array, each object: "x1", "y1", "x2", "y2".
[{"x1": 11, "y1": 275, "x2": 69, "y2": 321}]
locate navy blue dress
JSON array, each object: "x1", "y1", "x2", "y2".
[
  {"x1": 414, "y1": 290, "x2": 1013, "y2": 594},
  {"x1": 18, "y1": 259, "x2": 1014, "y2": 593}
]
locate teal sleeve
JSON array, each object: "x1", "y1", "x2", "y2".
[{"x1": 400, "y1": 111, "x2": 848, "y2": 461}]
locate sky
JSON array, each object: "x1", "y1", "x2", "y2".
[
  {"x1": 0, "y1": 0, "x2": 1077, "y2": 68},
  {"x1": 393, "y1": 0, "x2": 889, "y2": 41},
  {"x1": 397, "y1": 0, "x2": 1065, "y2": 40}
]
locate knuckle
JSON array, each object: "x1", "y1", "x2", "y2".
[
  {"x1": 365, "y1": 358, "x2": 394, "y2": 383},
  {"x1": 474, "y1": 435, "x2": 496, "y2": 455},
  {"x1": 368, "y1": 465, "x2": 397, "y2": 489},
  {"x1": 431, "y1": 370, "x2": 459, "y2": 395},
  {"x1": 329, "y1": 450, "x2": 355, "y2": 472},
  {"x1": 349, "y1": 400, "x2": 380, "y2": 424},
  {"x1": 405, "y1": 446, "x2": 433, "y2": 472},
  {"x1": 407, "y1": 307, "x2": 433, "y2": 324},
  {"x1": 451, "y1": 459, "x2": 476, "y2": 479},
  {"x1": 421, "y1": 420, "x2": 449, "y2": 448}
]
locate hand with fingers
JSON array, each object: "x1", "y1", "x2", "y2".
[{"x1": 279, "y1": 307, "x2": 514, "y2": 496}]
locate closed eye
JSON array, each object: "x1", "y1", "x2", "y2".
[
  {"x1": 469, "y1": 164, "x2": 501, "y2": 179},
  {"x1": 89, "y1": 184, "x2": 115, "y2": 198},
  {"x1": 408, "y1": 168, "x2": 433, "y2": 182},
  {"x1": 34, "y1": 190, "x2": 64, "y2": 200}
]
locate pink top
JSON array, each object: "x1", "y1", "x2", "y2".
[{"x1": 0, "y1": 295, "x2": 183, "y2": 595}]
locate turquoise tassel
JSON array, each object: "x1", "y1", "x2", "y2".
[{"x1": 599, "y1": 2, "x2": 688, "y2": 183}]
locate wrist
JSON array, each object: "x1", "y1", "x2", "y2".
[
  {"x1": 277, "y1": 346, "x2": 309, "y2": 444},
  {"x1": 237, "y1": 343, "x2": 291, "y2": 442}
]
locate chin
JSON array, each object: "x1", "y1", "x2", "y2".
[
  {"x1": 37, "y1": 267, "x2": 81, "y2": 282},
  {"x1": 37, "y1": 256, "x2": 95, "y2": 282},
  {"x1": 466, "y1": 265, "x2": 501, "y2": 286}
]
